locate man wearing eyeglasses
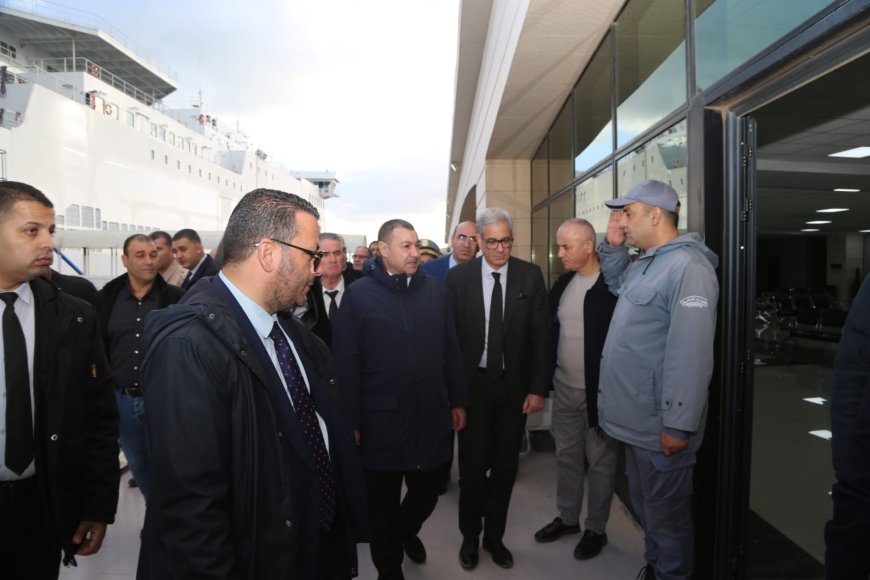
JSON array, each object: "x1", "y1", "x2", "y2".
[
  {"x1": 138, "y1": 189, "x2": 369, "y2": 580},
  {"x1": 309, "y1": 233, "x2": 361, "y2": 347},
  {"x1": 446, "y1": 208, "x2": 550, "y2": 570},
  {"x1": 351, "y1": 246, "x2": 371, "y2": 272},
  {"x1": 422, "y1": 221, "x2": 478, "y2": 283}
]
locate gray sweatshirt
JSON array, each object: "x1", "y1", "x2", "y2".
[{"x1": 597, "y1": 232, "x2": 719, "y2": 453}]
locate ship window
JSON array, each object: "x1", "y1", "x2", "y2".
[
  {"x1": 0, "y1": 41, "x2": 16, "y2": 59},
  {"x1": 159, "y1": 126, "x2": 166, "y2": 140},
  {"x1": 150, "y1": 123, "x2": 158, "y2": 137},
  {"x1": 199, "y1": 169, "x2": 202, "y2": 177},
  {"x1": 65, "y1": 205, "x2": 81, "y2": 227},
  {"x1": 177, "y1": 160, "x2": 181, "y2": 169},
  {"x1": 151, "y1": 150, "x2": 155, "y2": 160},
  {"x1": 164, "y1": 155, "x2": 168, "y2": 165},
  {"x1": 169, "y1": 133, "x2": 175, "y2": 146},
  {"x1": 188, "y1": 165, "x2": 191, "y2": 173},
  {"x1": 127, "y1": 111, "x2": 135, "y2": 127}
]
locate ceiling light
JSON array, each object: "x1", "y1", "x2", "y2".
[
  {"x1": 806, "y1": 220, "x2": 831, "y2": 225},
  {"x1": 809, "y1": 430, "x2": 832, "y2": 440},
  {"x1": 829, "y1": 146, "x2": 870, "y2": 158},
  {"x1": 817, "y1": 208, "x2": 849, "y2": 213},
  {"x1": 861, "y1": 230, "x2": 870, "y2": 233},
  {"x1": 834, "y1": 188, "x2": 860, "y2": 192},
  {"x1": 801, "y1": 228, "x2": 819, "y2": 232},
  {"x1": 803, "y1": 397, "x2": 826, "y2": 405}
]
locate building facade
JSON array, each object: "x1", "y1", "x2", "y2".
[{"x1": 447, "y1": 0, "x2": 870, "y2": 577}]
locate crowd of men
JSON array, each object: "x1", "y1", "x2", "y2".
[{"x1": 5, "y1": 177, "x2": 859, "y2": 580}]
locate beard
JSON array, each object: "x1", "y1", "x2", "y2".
[{"x1": 266, "y1": 251, "x2": 314, "y2": 313}]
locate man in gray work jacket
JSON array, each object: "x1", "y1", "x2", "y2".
[{"x1": 597, "y1": 180, "x2": 718, "y2": 580}]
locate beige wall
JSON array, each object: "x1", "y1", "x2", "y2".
[{"x1": 483, "y1": 159, "x2": 532, "y2": 260}]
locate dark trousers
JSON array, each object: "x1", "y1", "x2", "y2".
[
  {"x1": 316, "y1": 510, "x2": 351, "y2": 580},
  {"x1": 0, "y1": 476, "x2": 62, "y2": 580},
  {"x1": 458, "y1": 371, "x2": 527, "y2": 542},
  {"x1": 365, "y1": 464, "x2": 448, "y2": 580}
]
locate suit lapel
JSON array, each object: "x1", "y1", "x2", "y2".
[
  {"x1": 502, "y1": 257, "x2": 520, "y2": 332},
  {"x1": 468, "y1": 258, "x2": 486, "y2": 344}
]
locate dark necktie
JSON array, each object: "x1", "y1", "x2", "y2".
[
  {"x1": 325, "y1": 290, "x2": 339, "y2": 320},
  {"x1": 486, "y1": 272, "x2": 504, "y2": 378},
  {"x1": 2, "y1": 292, "x2": 32, "y2": 474},
  {"x1": 182, "y1": 270, "x2": 193, "y2": 289},
  {"x1": 269, "y1": 322, "x2": 336, "y2": 530}
]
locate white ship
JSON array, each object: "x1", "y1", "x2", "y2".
[{"x1": 0, "y1": 0, "x2": 337, "y2": 276}]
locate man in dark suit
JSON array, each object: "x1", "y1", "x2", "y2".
[
  {"x1": 139, "y1": 188, "x2": 368, "y2": 579},
  {"x1": 173, "y1": 228, "x2": 218, "y2": 289},
  {"x1": 422, "y1": 220, "x2": 478, "y2": 283},
  {"x1": 44, "y1": 268, "x2": 98, "y2": 304},
  {"x1": 0, "y1": 181, "x2": 119, "y2": 579},
  {"x1": 446, "y1": 208, "x2": 550, "y2": 570},
  {"x1": 310, "y1": 233, "x2": 360, "y2": 346}
]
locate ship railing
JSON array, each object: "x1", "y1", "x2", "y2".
[
  {"x1": 39, "y1": 57, "x2": 162, "y2": 108},
  {"x1": 18, "y1": 62, "x2": 86, "y2": 104},
  {"x1": 0, "y1": 0, "x2": 177, "y2": 82}
]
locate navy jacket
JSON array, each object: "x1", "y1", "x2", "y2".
[
  {"x1": 138, "y1": 277, "x2": 368, "y2": 580},
  {"x1": 548, "y1": 270, "x2": 617, "y2": 428},
  {"x1": 309, "y1": 268, "x2": 361, "y2": 346},
  {"x1": 421, "y1": 254, "x2": 451, "y2": 283},
  {"x1": 331, "y1": 257, "x2": 468, "y2": 471}
]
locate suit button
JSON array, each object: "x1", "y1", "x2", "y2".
[
  {"x1": 50, "y1": 434, "x2": 59, "y2": 441},
  {"x1": 329, "y1": 379, "x2": 336, "y2": 385},
  {"x1": 285, "y1": 520, "x2": 292, "y2": 528},
  {"x1": 277, "y1": 431, "x2": 283, "y2": 437}
]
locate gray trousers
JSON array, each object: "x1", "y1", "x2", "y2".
[
  {"x1": 552, "y1": 377, "x2": 618, "y2": 533},
  {"x1": 625, "y1": 444, "x2": 696, "y2": 580}
]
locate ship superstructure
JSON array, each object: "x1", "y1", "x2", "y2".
[{"x1": 0, "y1": 0, "x2": 336, "y2": 275}]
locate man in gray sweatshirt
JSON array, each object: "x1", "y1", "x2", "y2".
[{"x1": 597, "y1": 180, "x2": 718, "y2": 580}]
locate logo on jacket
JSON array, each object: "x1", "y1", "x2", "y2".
[{"x1": 680, "y1": 295, "x2": 709, "y2": 309}]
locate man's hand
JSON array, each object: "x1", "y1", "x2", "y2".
[
  {"x1": 72, "y1": 521, "x2": 107, "y2": 556},
  {"x1": 452, "y1": 408, "x2": 467, "y2": 432},
  {"x1": 606, "y1": 210, "x2": 626, "y2": 247},
  {"x1": 660, "y1": 432, "x2": 689, "y2": 456},
  {"x1": 522, "y1": 394, "x2": 545, "y2": 415},
  {"x1": 353, "y1": 429, "x2": 360, "y2": 446}
]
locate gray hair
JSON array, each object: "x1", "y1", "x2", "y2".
[
  {"x1": 476, "y1": 208, "x2": 513, "y2": 232},
  {"x1": 557, "y1": 217, "x2": 596, "y2": 242},
  {"x1": 320, "y1": 232, "x2": 346, "y2": 247}
]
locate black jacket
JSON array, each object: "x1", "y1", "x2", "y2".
[
  {"x1": 548, "y1": 270, "x2": 617, "y2": 428},
  {"x1": 310, "y1": 268, "x2": 361, "y2": 346},
  {"x1": 138, "y1": 276, "x2": 368, "y2": 580},
  {"x1": 182, "y1": 253, "x2": 219, "y2": 289},
  {"x1": 446, "y1": 256, "x2": 551, "y2": 404},
  {"x1": 95, "y1": 273, "x2": 185, "y2": 355},
  {"x1": 30, "y1": 278, "x2": 119, "y2": 564},
  {"x1": 331, "y1": 257, "x2": 468, "y2": 471}
]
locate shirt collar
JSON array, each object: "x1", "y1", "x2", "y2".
[
  {"x1": 322, "y1": 276, "x2": 345, "y2": 294},
  {"x1": 7, "y1": 281, "x2": 33, "y2": 305},
  {"x1": 481, "y1": 257, "x2": 508, "y2": 278},
  {"x1": 219, "y1": 271, "x2": 276, "y2": 340}
]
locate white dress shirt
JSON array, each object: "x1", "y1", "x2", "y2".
[{"x1": 321, "y1": 276, "x2": 346, "y2": 318}]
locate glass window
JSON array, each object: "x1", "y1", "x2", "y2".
[
  {"x1": 532, "y1": 139, "x2": 549, "y2": 207},
  {"x1": 531, "y1": 206, "x2": 549, "y2": 282},
  {"x1": 550, "y1": 97, "x2": 574, "y2": 193},
  {"x1": 574, "y1": 33, "x2": 613, "y2": 176},
  {"x1": 694, "y1": 0, "x2": 834, "y2": 90},
  {"x1": 549, "y1": 192, "x2": 574, "y2": 286},
  {"x1": 616, "y1": 0, "x2": 687, "y2": 148},
  {"x1": 617, "y1": 119, "x2": 688, "y2": 231},
  {"x1": 575, "y1": 164, "x2": 614, "y2": 244}
]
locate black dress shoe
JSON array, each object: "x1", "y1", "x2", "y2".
[
  {"x1": 482, "y1": 538, "x2": 513, "y2": 569},
  {"x1": 402, "y1": 535, "x2": 426, "y2": 564},
  {"x1": 459, "y1": 538, "x2": 479, "y2": 570},
  {"x1": 534, "y1": 517, "x2": 580, "y2": 542},
  {"x1": 573, "y1": 530, "x2": 607, "y2": 559},
  {"x1": 635, "y1": 563, "x2": 655, "y2": 580}
]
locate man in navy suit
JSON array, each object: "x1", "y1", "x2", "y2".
[
  {"x1": 139, "y1": 189, "x2": 369, "y2": 579},
  {"x1": 422, "y1": 221, "x2": 478, "y2": 283},
  {"x1": 447, "y1": 208, "x2": 550, "y2": 570},
  {"x1": 173, "y1": 228, "x2": 218, "y2": 289}
]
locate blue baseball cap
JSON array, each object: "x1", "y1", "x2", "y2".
[{"x1": 604, "y1": 180, "x2": 680, "y2": 213}]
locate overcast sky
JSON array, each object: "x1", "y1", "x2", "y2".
[{"x1": 70, "y1": 0, "x2": 460, "y2": 245}]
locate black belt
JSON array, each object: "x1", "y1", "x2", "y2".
[
  {"x1": 118, "y1": 386, "x2": 142, "y2": 397},
  {"x1": 0, "y1": 475, "x2": 37, "y2": 504}
]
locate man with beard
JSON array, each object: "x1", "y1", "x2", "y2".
[
  {"x1": 332, "y1": 219, "x2": 468, "y2": 580},
  {"x1": 138, "y1": 189, "x2": 369, "y2": 580}
]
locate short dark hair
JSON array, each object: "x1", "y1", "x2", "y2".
[
  {"x1": 123, "y1": 233, "x2": 154, "y2": 256},
  {"x1": 377, "y1": 219, "x2": 415, "y2": 243},
  {"x1": 221, "y1": 188, "x2": 320, "y2": 267},
  {"x1": 0, "y1": 181, "x2": 53, "y2": 219},
  {"x1": 149, "y1": 230, "x2": 172, "y2": 246},
  {"x1": 173, "y1": 228, "x2": 201, "y2": 244}
]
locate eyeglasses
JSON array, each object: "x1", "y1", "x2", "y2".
[
  {"x1": 483, "y1": 237, "x2": 513, "y2": 250},
  {"x1": 352, "y1": 254, "x2": 368, "y2": 260},
  {"x1": 454, "y1": 234, "x2": 476, "y2": 244},
  {"x1": 254, "y1": 238, "x2": 325, "y2": 269}
]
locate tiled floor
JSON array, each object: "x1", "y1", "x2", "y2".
[{"x1": 59, "y1": 449, "x2": 646, "y2": 579}]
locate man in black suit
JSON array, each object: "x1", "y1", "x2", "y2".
[
  {"x1": 0, "y1": 181, "x2": 119, "y2": 579},
  {"x1": 173, "y1": 228, "x2": 218, "y2": 289},
  {"x1": 446, "y1": 208, "x2": 550, "y2": 570},
  {"x1": 310, "y1": 233, "x2": 360, "y2": 346},
  {"x1": 139, "y1": 188, "x2": 368, "y2": 579}
]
